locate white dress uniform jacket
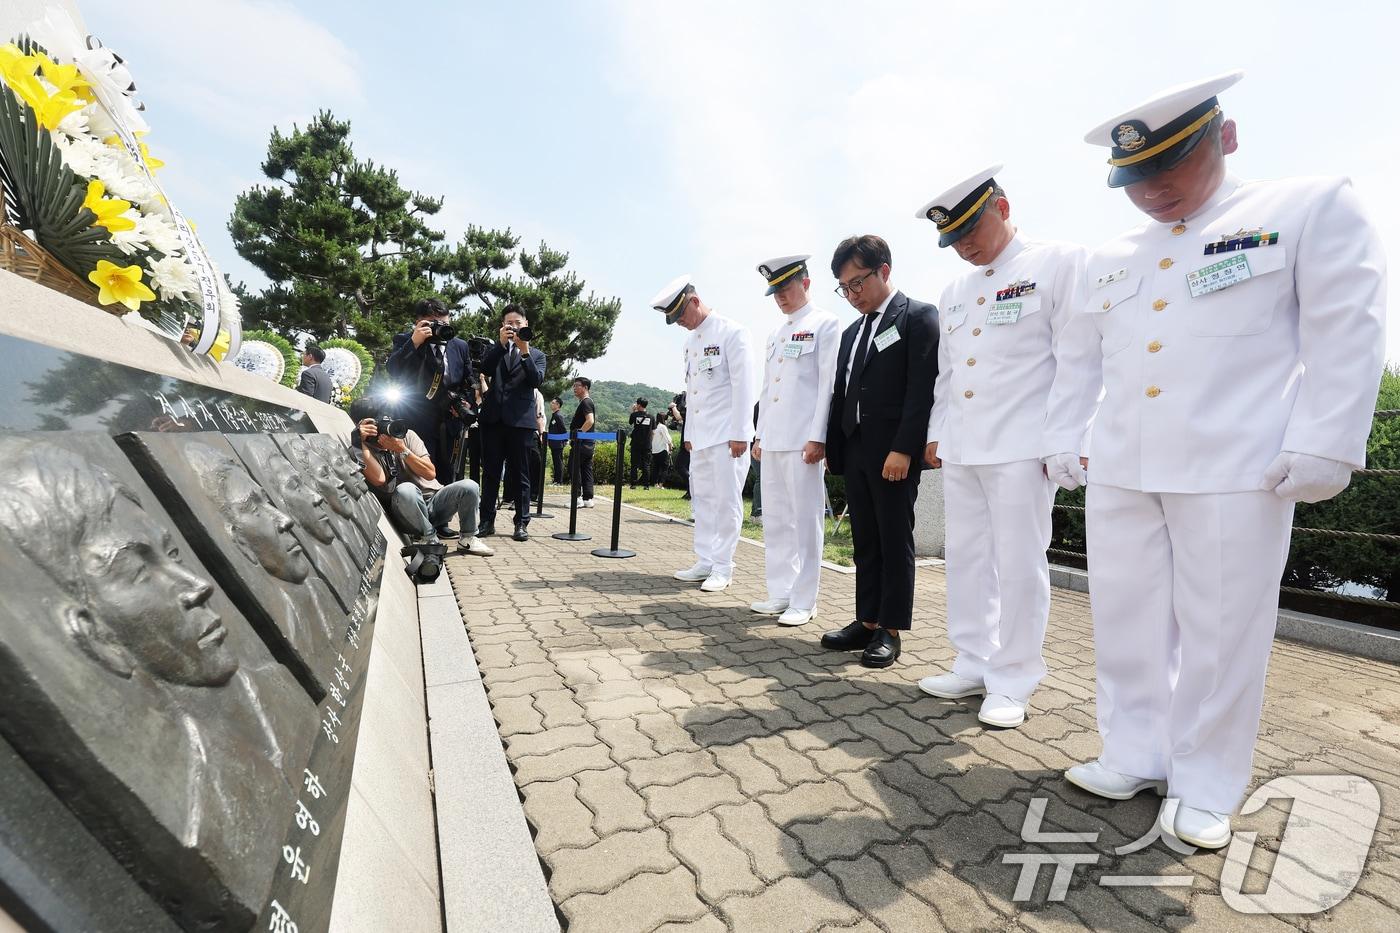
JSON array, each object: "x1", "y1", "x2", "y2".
[
  {"x1": 1045, "y1": 175, "x2": 1386, "y2": 489},
  {"x1": 756, "y1": 303, "x2": 842, "y2": 451},
  {"x1": 684, "y1": 312, "x2": 757, "y2": 452},
  {"x1": 928, "y1": 233, "x2": 1088, "y2": 464}
]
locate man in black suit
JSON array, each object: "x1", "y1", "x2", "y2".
[
  {"x1": 820, "y1": 235, "x2": 938, "y2": 668},
  {"x1": 547, "y1": 397, "x2": 567, "y2": 484},
  {"x1": 296, "y1": 344, "x2": 334, "y2": 403},
  {"x1": 478, "y1": 304, "x2": 547, "y2": 541},
  {"x1": 385, "y1": 298, "x2": 476, "y2": 484}
]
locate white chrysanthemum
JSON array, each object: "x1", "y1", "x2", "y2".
[
  {"x1": 148, "y1": 254, "x2": 199, "y2": 302},
  {"x1": 137, "y1": 213, "x2": 183, "y2": 255},
  {"x1": 57, "y1": 134, "x2": 112, "y2": 178},
  {"x1": 85, "y1": 106, "x2": 118, "y2": 143},
  {"x1": 56, "y1": 107, "x2": 91, "y2": 139},
  {"x1": 109, "y1": 216, "x2": 149, "y2": 255}
]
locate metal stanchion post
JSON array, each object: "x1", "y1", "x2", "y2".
[
  {"x1": 592, "y1": 429, "x2": 636, "y2": 559},
  {"x1": 533, "y1": 432, "x2": 554, "y2": 519},
  {"x1": 552, "y1": 429, "x2": 591, "y2": 542}
]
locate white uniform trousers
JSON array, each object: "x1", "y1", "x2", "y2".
[
  {"x1": 759, "y1": 450, "x2": 826, "y2": 610},
  {"x1": 689, "y1": 442, "x2": 749, "y2": 576},
  {"x1": 943, "y1": 460, "x2": 1055, "y2": 701},
  {"x1": 1086, "y1": 483, "x2": 1294, "y2": 814}
]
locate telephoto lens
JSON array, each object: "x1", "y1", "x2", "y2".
[
  {"x1": 428, "y1": 320, "x2": 456, "y2": 342},
  {"x1": 376, "y1": 417, "x2": 409, "y2": 439},
  {"x1": 514, "y1": 325, "x2": 533, "y2": 342}
]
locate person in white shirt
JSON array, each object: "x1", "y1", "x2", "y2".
[
  {"x1": 650, "y1": 274, "x2": 757, "y2": 593},
  {"x1": 651, "y1": 409, "x2": 674, "y2": 484},
  {"x1": 1043, "y1": 71, "x2": 1386, "y2": 849},
  {"x1": 911, "y1": 167, "x2": 1088, "y2": 728},
  {"x1": 748, "y1": 255, "x2": 841, "y2": 626}
]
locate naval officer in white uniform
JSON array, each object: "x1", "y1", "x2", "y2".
[
  {"x1": 652, "y1": 275, "x2": 758, "y2": 593},
  {"x1": 749, "y1": 255, "x2": 841, "y2": 626},
  {"x1": 912, "y1": 166, "x2": 1088, "y2": 728},
  {"x1": 1044, "y1": 72, "x2": 1386, "y2": 849}
]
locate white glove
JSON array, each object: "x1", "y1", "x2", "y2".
[
  {"x1": 1260, "y1": 451, "x2": 1354, "y2": 503},
  {"x1": 1043, "y1": 452, "x2": 1086, "y2": 491}
]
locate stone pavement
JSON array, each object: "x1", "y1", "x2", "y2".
[{"x1": 445, "y1": 495, "x2": 1400, "y2": 932}]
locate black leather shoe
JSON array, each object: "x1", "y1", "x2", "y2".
[
  {"x1": 861, "y1": 630, "x2": 901, "y2": 668},
  {"x1": 512, "y1": 525, "x2": 529, "y2": 542},
  {"x1": 478, "y1": 522, "x2": 496, "y2": 538},
  {"x1": 821, "y1": 620, "x2": 877, "y2": 651},
  {"x1": 435, "y1": 524, "x2": 459, "y2": 539}
]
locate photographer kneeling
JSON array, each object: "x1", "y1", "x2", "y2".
[{"x1": 350, "y1": 399, "x2": 494, "y2": 559}]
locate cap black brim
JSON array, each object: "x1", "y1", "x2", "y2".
[
  {"x1": 1105, "y1": 123, "x2": 1213, "y2": 188},
  {"x1": 937, "y1": 202, "x2": 989, "y2": 248}
]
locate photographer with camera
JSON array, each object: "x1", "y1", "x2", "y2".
[
  {"x1": 477, "y1": 304, "x2": 547, "y2": 541},
  {"x1": 385, "y1": 298, "x2": 477, "y2": 479},
  {"x1": 349, "y1": 398, "x2": 494, "y2": 560}
]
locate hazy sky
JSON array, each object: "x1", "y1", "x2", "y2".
[{"x1": 80, "y1": 0, "x2": 1395, "y2": 392}]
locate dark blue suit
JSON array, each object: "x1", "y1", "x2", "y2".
[
  {"x1": 385, "y1": 332, "x2": 475, "y2": 472},
  {"x1": 479, "y1": 341, "x2": 547, "y2": 528}
]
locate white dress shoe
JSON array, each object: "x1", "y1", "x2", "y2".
[
  {"x1": 699, "y1": 573, "x2": 732, "y2": 593},
  {"x1": 777, "y1": 606, "x2": 815, "y2": 626},
  {"x1": 917, "y1": 672, "x2": 986, "y2": 699},
  {"x1": 1064, "y1": 760, "x2": 1167, "y2": 801},
  {"x1": 1160, "y1": 800, "x2": 1232, "y2": 849},
  {"x1": 673, "y1": 563, "x2": 713, "y2": 582},
  {"x1": 457, "y1": 535, "x2": 494, "y2": 557},
  {"x1": 977, "y1": 693, "x2": 1026, "y2": 728},
  {"x1": 580, "y1": 498, "x2": 595, "y2": 509},
  {"x1": 750, "y1": 598, "x2": 790, "y2": 615}
]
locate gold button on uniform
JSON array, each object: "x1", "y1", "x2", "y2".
[
  {"x1": 972, "y1": 327, "x2": 982, "y2": 336},
  {"x1": 1171, "y1": 223, "x2": 1187, "y2": 236},
  {"x1": 977, "y1": 297, "x2": 986, "y2": 305},
  {"x1": 1159, "y1": 258, "x2": 1174, "y2": 270},
  {"x1": 1147, "y1": 340, "x2": 1162, "y2": 353},
  {"x1": 1145, "y1": 386, "x2": 1161, "y2": 398},
  {"x1": 771, "y1": 396, "x2": 778, "y2": 402},
  {"x1": 1102, "y1": 300, "x2": 1111, "y2": 310},
  {"x1": 964, "y1": 389, "x2": 975, "y2": 399},
  {"x1": 985, "y1": 268, "x2": 995, "y2": 277},
  {"x1": 1152, "y1": 299, "x2": 1167, "y2": 311},
  {"x1": 966, "y1": 358, "x2": 976, "y2": 366}
]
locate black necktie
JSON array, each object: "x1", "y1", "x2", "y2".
[{"x1": 841, "y1": 313, "x2": 877, "y2": 436}]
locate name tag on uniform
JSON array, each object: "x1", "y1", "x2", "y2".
[
  {"x1": 783, "y1": 341, "x2": 803, "y2": 358},
  {"x1": 699, "y1": 355, "x2": 718, "y2": 371},
  {"x1": 985, "y1": 301, "x2": 1022, "y2": 325},
  {"x1": 1095, "y1": 268, "x2": 1129, "y2": 288},
  {"x1": 873, "y1": 327, "x2": 901, "y2": 352},
  {"x1": 1187, "y1": 254, "x2": 1251, "y2": 298}
]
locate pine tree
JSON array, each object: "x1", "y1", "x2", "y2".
[{"x1": 226, "y1": 110, "x2": 624, "y2": 369}]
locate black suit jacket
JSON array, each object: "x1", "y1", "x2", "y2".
[
  {"x1": 385, "y1": 332, "x2": 474, "y2": 408},
  {"x1": 479, "y1": 343, "x2": 547, "y2": 429},
  {"x1": 825, "y1": 291, "x2": 939, "y2": 475}
]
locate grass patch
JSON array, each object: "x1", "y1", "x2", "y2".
[{"x1": 584, "y1": 483, "x2": 854, "y2": 567}]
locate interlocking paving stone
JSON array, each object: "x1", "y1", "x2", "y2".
[{"x1": 452, "y1": 493, "x2": 1400, "y2": 932}]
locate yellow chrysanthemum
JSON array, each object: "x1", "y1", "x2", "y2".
[
  {"x1": 82, "y1": 180, "x2": 136, "y2": 233},
  {"x1": 87, "y1": 260, "x2": 156, "y2": 311}
]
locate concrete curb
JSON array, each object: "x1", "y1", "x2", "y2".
[
  {"x1": 1047, "y1": 564, "x2": 1400, "y2": 665},
  {"x1": 418, "y1": 572, "x2": 560, "y2": 933}
]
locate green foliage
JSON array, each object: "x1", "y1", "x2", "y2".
[
  {"x1": 229, "y1": 111, "x2": 621, "y2": 391},
  {"x1": 1048, "y1": 367, "x2": 1400, "y2": 600},
  {"x1": 320, "y1": 337, "x2": 374, "y2": 404},
  {"x1": 1284, "y1": 365, "x2": 1400, "y2": 599},
  {"x1": 241, "y1": 328, "x2": 300, "y2": 388},
  {"x1": 577, "y1": 380, "x2": 682, "y2": 433}
]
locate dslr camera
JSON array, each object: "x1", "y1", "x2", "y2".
[
  {"x1": 427, "y1": 319, "x2": 457, "y2": 343},
  {"x1": 505, "y1": 324, "x2": 534, "y2": 342},
  {"x1": 375, "y1": 416, "x2": 409, "y2": 439},
  {"x1": 465, "y1": 335, "x2": 494, "y2": 366}
]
